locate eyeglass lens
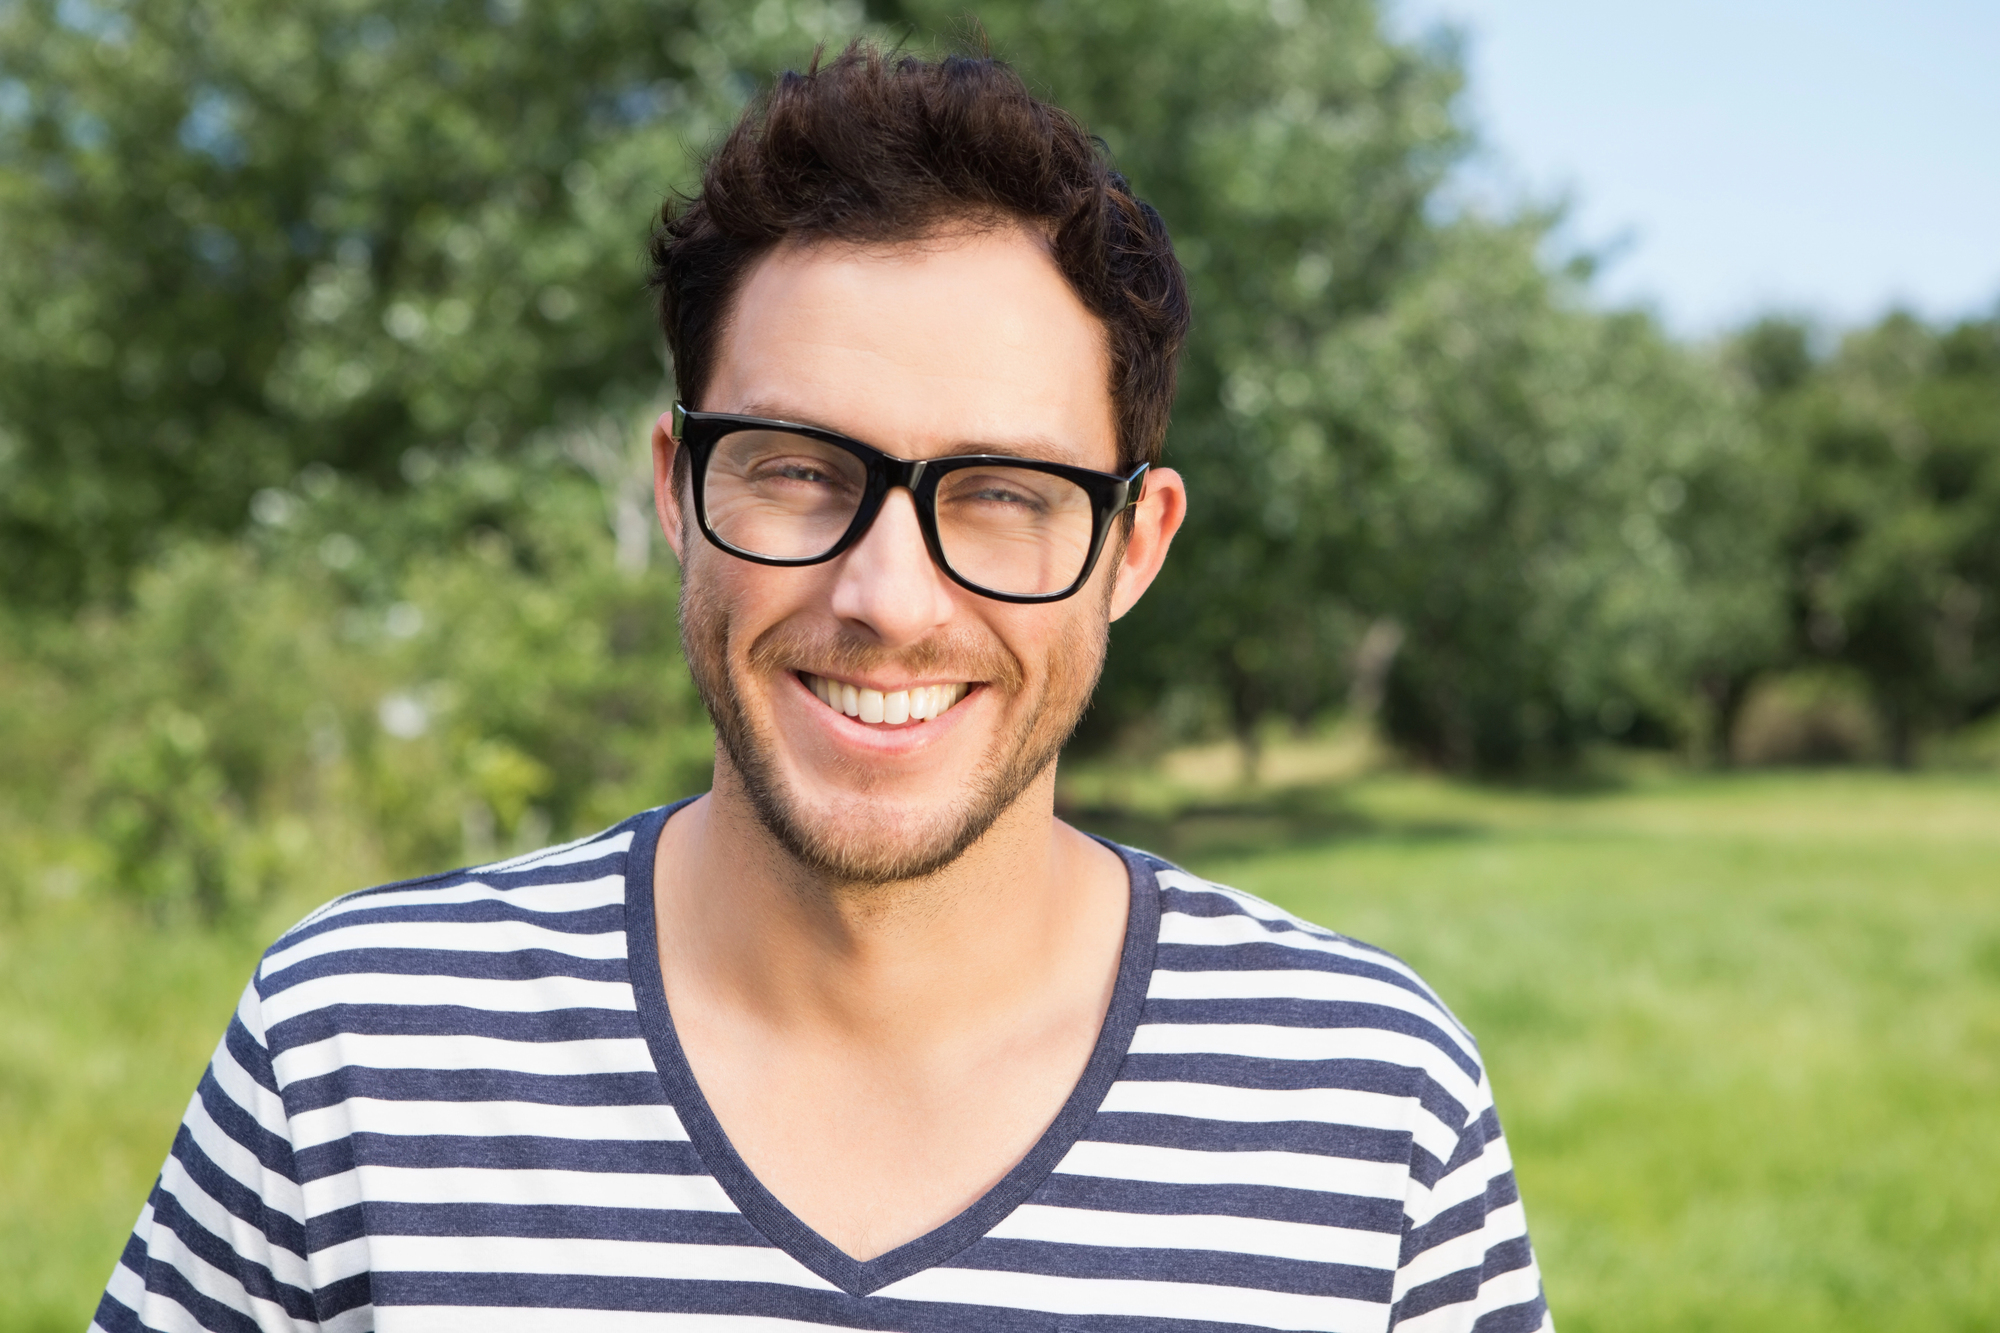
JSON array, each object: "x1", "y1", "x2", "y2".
[{"x1": 704, "y1": 429, "x2": 1098, "y2": 598}]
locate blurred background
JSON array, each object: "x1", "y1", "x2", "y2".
[{"x1": 1, "y1": 0, "x2": 1995, "y2": 1328}]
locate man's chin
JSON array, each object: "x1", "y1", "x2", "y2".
[{"x1": 740, "y1": 780, "x2": 1010, "y2": 888}]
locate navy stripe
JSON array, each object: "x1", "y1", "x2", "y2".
[
  {"x1": 1034, "y1": 1170, "x2": 1403, "y2": 1232},
  {"x1": 1116, "y1": 1050, "x2": 1465, "y2": 1123},
  {"x1": 132, "y1": 1254, "x2": 268, "y2": 1333},
  {"x1": 167, "y1": 1128, "x2": 310, "y2": 1256},
  {"x1": 284, "y1": 1065, "x2": 665, "y2": 1112},
  {"x1": 1473, "y1": 1295, "x2": 1551, "y2": 1333},
  {"x1": 91, "y1": 1290, "x2": 145, "y2": 1333},
  {"x1": 144, "y1": 1189, "x2": 316, "y2": 1319},
  {"x1": 100, "y1": 819, "x2": 1545, "y2": 1332},
  {"x1": 192, "y1": 1071, "x2": 299, "y2": 1182},
  {"x1": 279, "y1": 894, "x2": 624, "y2": 942},
  {"x1": 221, "y1": 1017, "x2": 280, "y2": 1097},
  {"x1": 297, "y1": 1131, "x2": 709, "y2": 1181},
  {"x1": 268, "y1": 1001, "x2": 640, "y2": 1053},
  {"x1": 947, "y1": 1236, "x2": 1397, "y2": 1302},
  {"x1": 1086, "y1": 1110, "x2": 1416, "y2": 1165},
  {"x1": 352, "y1": 1202, "x2": 767, "y2": 1244},
  {"x1": 1141, "y1": 997, "x2": 1481, "y2": 1080},
  {"x1": 261, "y1": 945, "x2": 628, "y2": 992}
]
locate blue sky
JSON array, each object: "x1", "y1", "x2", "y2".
[{"x1": 1394, "y1": 0, "x2": 2000, "y2": 334}]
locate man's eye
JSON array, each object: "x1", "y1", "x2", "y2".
[
  {"x1": 754, "y1": 459, "x2": 836, "y2": 484},
  {"x1": 968, "y1": 486, "x2": 1040, "y2": 507},
  {"x1": 951, "y1": 475, "x2": 1049, "y2": 510}
]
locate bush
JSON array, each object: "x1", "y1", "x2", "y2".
[
  {"x1": 1, "y1": 447, "x2": 714, "y2": 922},
  {"x1": 1731, "y1": 670, "x2": 1884, "y2": 767}
]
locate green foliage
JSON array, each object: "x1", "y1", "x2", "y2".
[
  {"x1": 1736, "y1": 312, "x2": 2000, "y2": 763},
  {"x1": 0, "y1": 0, "x2": 862, "y2": 604},
  {"x1": 1, "y1": 0, "x2": 1993, "y2": 838},
  {"x1": 3, "y1": 448, "x2": 713, "y2": 921},
  {"x1": 885, "y1": 3, "x2": 1785, "y2": 770}
]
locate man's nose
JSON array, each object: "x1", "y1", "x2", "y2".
[{"x1": 827, "y1": 489, "x2": 958, "y2": 647}]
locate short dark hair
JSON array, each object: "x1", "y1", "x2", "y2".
[{"x1": 648, "y1": 42, "x2": 1190, "y2": 470}]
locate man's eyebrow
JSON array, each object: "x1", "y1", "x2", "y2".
[{"x1": 730, "y1": 402, "x2": 1091, "y2": 465}]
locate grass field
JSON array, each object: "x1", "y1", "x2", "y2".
[{"x1": 4, "y1": 766, "x2": 1997, "y2": 1332}]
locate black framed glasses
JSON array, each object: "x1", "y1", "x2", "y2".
[{"x1": 672, "y1": 404, "x2": 1148, "y2": 604}]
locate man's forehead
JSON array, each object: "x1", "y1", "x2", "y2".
[{"x1": 706, "y1": 228, "x2": 1118, "y2": 468}]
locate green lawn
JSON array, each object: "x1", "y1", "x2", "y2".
[
  {"x1": 4, "y1": 769, "x2": 1997, "y2": 1332},
  {"x1": 1073, "y1": 768, "x2": 2000, "y2": 1332}
]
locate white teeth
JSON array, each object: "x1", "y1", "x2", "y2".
[{"x1": 803, "y1": 674, "x2": 967, "y2": 725}]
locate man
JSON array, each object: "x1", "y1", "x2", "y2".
[{"x1": 99, "y1": 46, "x2": 1551, "y2": 1333}]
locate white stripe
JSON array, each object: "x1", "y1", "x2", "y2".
[
  {"x1": 205, "y1": 1023, "x2": 299, "y2": 1146},
  {"x1": 288, "y1": 1097, "x2": 686, "y2": 1152},
  {"x1": 177, "y1": 1090, "x2": 308, "y2": 1227},
  {"x1": 234, "y1": 979, "x2": 273, "y2": 1045},
  {"x1": 121, "y1": 1203, "x2": 304, "y2": 1333},
  {"x1": 379, "y1": 1312, "x2": 851, "y2": 1333},
  {"x1": 1100, "y1": 1078, "x2": 1459, "y2": 1162},
  {"x1": 303, "y1": 1164, "x2": 737, "y2": 1214},
  {"x1": 262, "y1": 972, "x2": 635, "y2": 1027},
  {"x1": 474, "y1": 828, "x2": 637, "y2": 874},
  {"x1": 156, "y1": 1154, "x2": 312, "y2": 1291},
  {"x1": 324, "y1": 1299, "x2": 380, "y2": 1333},
  {"x1": 277, "y1": 873, "x2": 627, "y2": 937},
  {"x1": 1130, "y1": 1022, "x2": 1479, "y2": 1107},
  {"x1": 1407, "y1": 1133, "x2": 1509, "y2": 1229},
  {"x1": 1055, "y1": 1139, "x2": 1405, "y2": 1200},
  {"x1": 275, "y1": 830, "x2": 631, "y2": 939},
  {"x1": 265, "y1": 918, "x2": 627, "y2": 979},
  {"x1": 1396, "y1": 1198, "x2": 1530, "y2": 1296},
  {"x1": 368, "y1": 1234, "x2": 835, "y2": 1288},
  {"x1": 877, "y1": 1266, "x2": 1385, "y2": 1333},
  {"x1": 100, "y1": 1225, "x2": 152, "y2": 1308},
  {"x1": 1395, "y1": 1259, "x2": 1543, "y2": 1333},
  {"x1": 1154, "y1": 872, "x2": 1356, "y2": 947},
  {"x1": 274, "y1": 1033, "x2": 656, "y2": 1084},
  {"x1": 1148, "y1": 967, "x2": 1478, "y2": 1060},
  {"x1": 98, "y1": 1287, "x2": 210, "y2": 1333},
  {"x1": 990, "y1": 1202, "x2": 1401, "y2": 1269}
]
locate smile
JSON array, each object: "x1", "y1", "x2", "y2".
[{"x1": 800, "y1": 673, "x2": 971, "y2": 726}]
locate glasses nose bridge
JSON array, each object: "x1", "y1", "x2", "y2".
[{"x1": 858, "y1": 452, "x2": 934, "y2": 535}]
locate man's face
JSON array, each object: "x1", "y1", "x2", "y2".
[{"x1": 657, "y1": 227, "x2": 1171, "y2": 885}]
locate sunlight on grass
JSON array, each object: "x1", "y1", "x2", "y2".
[
  {"x1": 4, "y1": 766, "x2": 1997, "y2": 1332},
  {"x1": 1064, "y1": 761, "x2": 2000, "y2": 1333}
]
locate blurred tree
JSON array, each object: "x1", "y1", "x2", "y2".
[
  {"x1": 0, "y1": 0, "x2": 1828, "y2": 778},
  {"x1": 889, "y1": 0, "x2": 1782, "y2": 771},
  {"x1": 1739, "y1": 311, "x2": 2000, "y2": 765},
  {"x1": 0, "y1": 0, "x2": 862, "y2": 605}
]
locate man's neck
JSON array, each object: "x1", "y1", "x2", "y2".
[
  {"x1": 647, "y1": 754, "x2": 1133, "y2": 1259},
  {"x1": 651, "y1": 760, "x2": 1129, "y2": 1050}
]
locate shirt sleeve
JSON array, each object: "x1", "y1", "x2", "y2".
[
  {"x1": 93, "y1": 976, "x2": 322, "y2": 1333},
  {"x1": 1390, "y1": 1066, "x2": 1553, "y2": 1332}
]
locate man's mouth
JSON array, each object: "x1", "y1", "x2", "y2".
[{"x1": 799, "y1": 672, "x2": 971, "y2": 726}]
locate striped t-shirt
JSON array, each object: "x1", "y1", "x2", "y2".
[{"x1": 97, "y1": 801, "x2": 1552, "y2": 1333}]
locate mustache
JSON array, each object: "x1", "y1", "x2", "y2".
[{"x1": 746, "y1": 618, "x2": 1026, "y2": 693}]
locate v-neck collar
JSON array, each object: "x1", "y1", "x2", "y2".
[{"x1": 622, "y1": 799, "x2": 1162, "y2": 1297}]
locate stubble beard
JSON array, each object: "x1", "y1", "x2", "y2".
[{"x1": 678, "y1": 567, "x2": 1109, "y2": 889}]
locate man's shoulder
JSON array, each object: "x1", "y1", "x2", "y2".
[
  {"x1": 249, "y1": 812, "x2": 659, "y2": 1020},
  {"x1": 1129, "y1": 847, "x2": 1485, "y2": 1080}
]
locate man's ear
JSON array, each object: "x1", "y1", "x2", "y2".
[
  {"x1": 1106, "y1": 466, "x2": 1187, "y2": 623},
  {"x1": 651, "y1": 410, "x2": 689, "y2": 562}
]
